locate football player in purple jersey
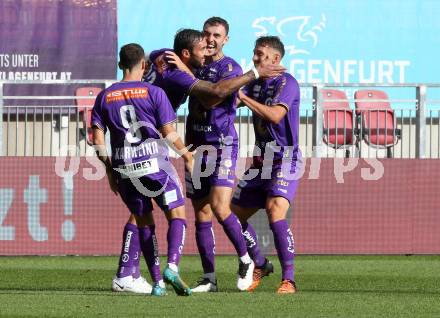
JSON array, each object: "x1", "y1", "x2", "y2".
[
  {"x1": 115, "y1": 28, "x2": 285, "y2": 292},
  {"x1": 182, "y1": 17, "x2": 259, "y2": 292},
  {"x1": 92, "y1": 43, "x2": 193, "y2": 296},
  {"x1": 232, "y1": 36, "x2": 301, "y2": 294},
  {"x1": 144, "y1": 29, "x2": 285, "y2": 112}
]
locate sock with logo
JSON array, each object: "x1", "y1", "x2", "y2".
[
  {"x1": 220, "y1": 212, "x2": 248, "y2": 258},
  {"x1": 196, "y1": 221, "x2": 215, "y2": 274},
  {"x1": 139, "y1": 225, "x2": 162, "y2": 282},
  {"x1": 242, "y1": 221, "x2": 266, "y2": 267},
  {"x1": 167, "y1": 218, "x2": 186, "y2": 268},
  {"x1": 131, "y1": 225, "x2": 141, "y2": 279},
  {"x1": 270, "y1": 219, "x2": 295, "y2": 281},
  {"x1": 116, "y1": 223, "x2": 139, "y2": 278}
]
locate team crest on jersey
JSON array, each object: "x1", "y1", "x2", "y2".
[
  {"x1": 227, "y1": 63, "x2": 233, "y2": 72},
  {"x1": 206, "y1": 68, "x2": 218, "y2": 80}
]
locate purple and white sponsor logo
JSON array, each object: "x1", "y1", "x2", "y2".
[
  {"x1": 122, "y1": 254, "x2": 129, "y2": 263},
  {"x1": 287, "y1": 228, "x2": 295, "y2": 254},
  {"x1": 123, "y1": 230, "x2": 133, "y2": 253}
]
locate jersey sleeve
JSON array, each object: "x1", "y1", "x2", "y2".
[
  {"x1": 272, "y1": 74, "x2": 300, "y2": 111},
  {"x1": 153, "y1": 87, "x2": 177, "y2": 127},
  {"x1": 165, "y1": 68, "x2": 199, "y2": 94},
  {"x1": 91, "y1": 90, "x2": 107, "y2": 133}
]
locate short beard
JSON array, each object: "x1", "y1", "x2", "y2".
[{"x1": 189, "y1": 56, "x2": 203, "y2": 68}]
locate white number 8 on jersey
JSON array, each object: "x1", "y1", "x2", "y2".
[{"x1": 120, "y1": 104, "x2": 142, "y2": 143}]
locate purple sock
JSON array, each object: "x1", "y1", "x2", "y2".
[
  {"x1": 167, "y1": 218, "x2": 186, "y2": 266},
  {"x1": 138, "y1": 225, "x2": 161, "y2": 283},
  {"x1": 220, "y1": 213, "x2": 248, "y2": 257},
  {"x1": 116, "y1": 223, "x2": 140, "y2": 278},
  {"x1": 270, "y1": 220, "x2": 295, "y2": 281},
  {"x1": 131, "y1": 266, "x2": 140, "y2": 279},
  {"x1": 195, "y1": 221, "x2": 215, "y2": 273},
  {"x1": 130, "y1": 225, "x2": 141, "y2": 279},
  {"x1": 242, "y1": 222, "x2": 266, "y2": 267}
]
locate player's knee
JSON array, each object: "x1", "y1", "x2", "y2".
[
  {"x1": 213, "y1": 210, "x2": 230, "y2": 223},
  {"x1": 128, "y1": 213, "x2": 137, "y2": 225},
  {"x1": 135, "y1": 213, "x2": 154, "y2": 227},
  {"x1": 265, "y1": 198, "x2": 288, "y2": 223},
  {"x1": 195, "y1": 207, "x2": 212, "y2": 222},
  {"x1": 266, "y1": 209, "x2": 285, "y2": 223},
  {"x1": 167, "y1": 205, "x2": 186, "y2": 220},
  {"x1": 211, "y1": 201, "x2": 230, "y2": 220},
  {"x1": 211, "y1": 199, "x2": 231, "y2": 222}
]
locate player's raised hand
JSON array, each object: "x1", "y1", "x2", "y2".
[
  {"x1": 165, "y1": 51, "x2": 195, "y2": 78},
  {"x1": 256, "y1": 64, "x2": 286, "y2": 78},
  {"x1": 153, "y1": 54, "x2": 168, "y2": 74},
  {"x1": 237, "y1": 89, "x2": 246, "y2": 103}
]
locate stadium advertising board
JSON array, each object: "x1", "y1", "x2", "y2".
[
  {"x1": 0, "y1": 0, "x2": 117, "y2": 104},
  {"x1": 1, "y1": 157, "x2": 439, "y2": 255},
  {"x1": 118, "y1": 0, "x2": 439, "y2": 84}
]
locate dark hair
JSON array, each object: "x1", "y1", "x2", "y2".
[
  {"x1": 203, "y1": 16, "x2": 229, "y2": 35},
  {"x1": 173, "y1": 29, "x2": 204, "y2": 56},
  {"x1": 255, "y1": 36, "x2": 285, "y2": 58},
  {"x1": 119, "y1": 43, "x2": 145, "y2": 70}
]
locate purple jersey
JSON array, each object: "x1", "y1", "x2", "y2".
[
  {"x1": 143, "y1": 48, "x2": 199, "y2": 112},
  {"x1": 91, "y1": 81, "x2": 176, "y2": 177},
  {"x1": 187, "y1": 56, "x2": 242, "y2": 148},
  {"x1": 243, "y1": 73, "x2": 300, "y2": 164}
]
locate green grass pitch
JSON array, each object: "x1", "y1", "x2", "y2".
[{"x1": 0, "y1": 255, "x2": 439, "y2": 317}]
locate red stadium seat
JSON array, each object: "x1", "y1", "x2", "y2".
[
  {"x1": 75, "y1": 87, "x2": 101, "y2": 146},
  {"x1": 354, "y1": 90, "x2": 400, "y2": 157},
  {"x1": 321, "y1": 89, "x2": 356, "y2": 154}
]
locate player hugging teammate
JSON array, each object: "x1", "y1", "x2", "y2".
[{"x1": 93, "y1": 17, "x2": 301, "y2": 296}]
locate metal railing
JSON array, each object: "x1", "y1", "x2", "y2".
[{"x1": 1, "y1": 80, "x2": 440, "y2": 158}]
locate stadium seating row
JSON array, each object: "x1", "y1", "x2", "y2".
[
  {"x1": 75, "y1": 87, "x2": 101, "y2": 146},
  {"x1": 322, "y1": 89, "x2": 401, "y2": 157},
  {"x1": 74, "y1": 87, "x2": 402, "y2": 158}
]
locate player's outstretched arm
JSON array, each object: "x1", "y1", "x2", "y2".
[
  {"x1": 164, "y1": 51, "x2": 285, "y2": 109},
  {"x1": 190, "y1": 64, "x2": 286, "y2": 109},
  {"x1": 92, "y1": 127, "x2": 118, "y2": 195},
  {"x1": 238, "y1": 90, "x2": 287, "y2": 125}
]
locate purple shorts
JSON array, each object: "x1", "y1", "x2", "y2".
[
  {"x1": 232, "y1": 163, "x2": 300, "y2": 208},
  {"x1": 185, "y1": 146, "x2": 237, "y2": 200},
  {"x1": 118, "y1": 174, "x2": 185, "y2": 216}
]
